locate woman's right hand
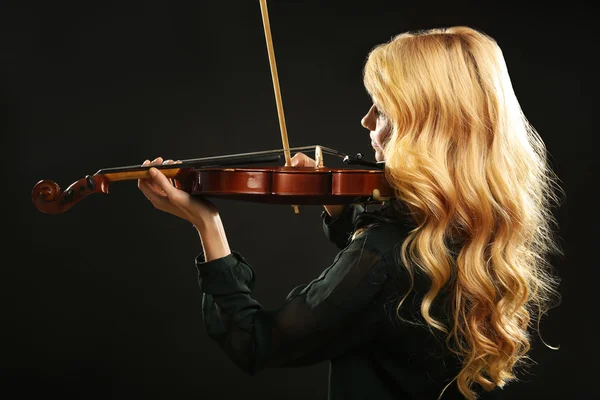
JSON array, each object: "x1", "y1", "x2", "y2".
[
  {"x1": 290, "y1": 152, "x2": 317, "y2": 168},
  {"x1": 290, "y1": 152, "x2": 345, "y2": 219}
]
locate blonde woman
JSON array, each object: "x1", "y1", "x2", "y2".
[{"x1": 138, "y1": 26, "x2": 564, "y2": 399}]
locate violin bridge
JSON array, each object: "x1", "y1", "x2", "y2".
[{"x1": 315, "y1": 145, "x2": 324, "y2": 168}]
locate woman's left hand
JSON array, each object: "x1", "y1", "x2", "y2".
[{"x1": 137, "y1": 157, "x2": 219, "y2": 228}]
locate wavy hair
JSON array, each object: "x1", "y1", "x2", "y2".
[{"x1": 361, "y1": 26, "x2": 564, "y2": 399}]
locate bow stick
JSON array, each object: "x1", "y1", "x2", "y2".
[{"x1": 259, "y1": 0, "x2": 302, "y2": 214}]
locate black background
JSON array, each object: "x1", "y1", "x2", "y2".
[{"x1": 3, "y1": 1, "x2": 597, "y2": 399}]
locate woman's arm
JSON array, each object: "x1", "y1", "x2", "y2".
[
  {"x1": 193, "y1": 213, "x2": 231, "y2": 262},
  {"x1": 196, "y1": 229, "x2": 387, "y2": 375},
  {"x1": 137, "y1": 158, "x2": 387, "y2": 375}
]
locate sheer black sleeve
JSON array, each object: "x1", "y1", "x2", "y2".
[
  {"x1": 321, "y1": 204, "x2": 365, "y2": 249},
  {"x1": 197, "y1": 233, "x2": 386, "y2": 376}
]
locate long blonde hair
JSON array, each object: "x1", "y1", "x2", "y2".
[{"x1": 362, "y1": 26, "x2": 564, "y2": 399}]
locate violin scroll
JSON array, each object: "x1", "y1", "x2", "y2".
[{"x1": 32, "y1": 175, "x2": 109, "y2": 214}]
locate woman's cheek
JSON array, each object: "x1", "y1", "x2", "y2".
[{"x1": 375, "y1": 124, "x2": 391, "y2": 148}]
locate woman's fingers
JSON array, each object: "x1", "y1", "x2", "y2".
[
  {"x1": 138, "y1": 159, "x2": 152, "y2": 190},
  {"x1": 138, "y1": 175, "x2": 168, "y2": 202},
  {"x1": 290, "y1": 152, "x2": 316, "y2": 167},
  {"x1": 140, "y1": 178, "x2": 167, "y2": 197},
  {"x1": 138, "y1": 156, "x2": 186, "y2": 200},
  {"x1": 139, "y1": 157, "x2": 168, "y2": 197},
  {"x1": 148, "y1": 167, "x2": 177, "y2": 198},
  {"x1": 161, "y1": 159, "x2": 178, "y2": 186},
  {"x1": 136, "y1": 156, "x2": 194, "y2": 221},
  {"x1": 290, "y1": 152, "x2": 303, "y2": 166}
]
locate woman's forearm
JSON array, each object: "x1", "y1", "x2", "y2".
[{"x1": 193, "y1": 214, "x2": 232, "y2": 262}]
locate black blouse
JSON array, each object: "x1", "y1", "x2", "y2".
[{"x1": 196, "y1": 201, "x2": 500, "y2": 399}]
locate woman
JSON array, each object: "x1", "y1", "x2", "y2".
[{"x1": 138, "y1": 26, "x2": 563, "y2": 399}]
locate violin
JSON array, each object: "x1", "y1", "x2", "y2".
[
  {"x1": 31, "y1": 145, "x2": 391, "y2": 215},
  {"x1": 31, "y1": 1, "x2": 393, "y2": 215}
]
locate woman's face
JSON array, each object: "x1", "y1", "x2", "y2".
[{"x1": 361, "y1": 104, "x2": 391, "y2": 162}]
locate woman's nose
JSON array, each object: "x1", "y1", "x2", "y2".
[
  {"x1": 361, "y1": 114, "x2": 369, "y2": 129},
  {"x1": 361, "y1": 105, "x2": 376, "y2": 130}
]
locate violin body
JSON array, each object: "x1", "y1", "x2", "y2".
[{"x1": 194, "y1": 166, "x2": 392, "y2": 205}]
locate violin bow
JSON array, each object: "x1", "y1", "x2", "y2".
[{"x1": 258, "y1": 0, "x2": 301, "y2": 214}]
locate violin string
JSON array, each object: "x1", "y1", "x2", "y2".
[
  {"x1": 178, "y1": 145, "x2": 348, "y2": 165},
  {"x1": 96, "y1": 145, "x2": 349, "y2": 173}
]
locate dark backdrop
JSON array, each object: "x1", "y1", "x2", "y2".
[{"x1": 2, "y1": 1, "x2": 596, "y2": 399}]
